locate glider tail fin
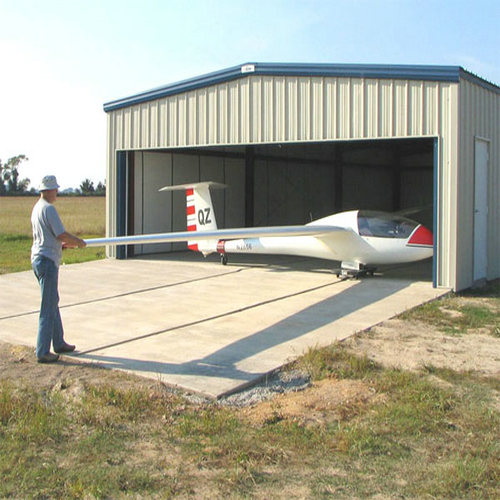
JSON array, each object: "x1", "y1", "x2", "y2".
[{"x1": 159, "y1": 182, "x2": 226, "y2": 255}]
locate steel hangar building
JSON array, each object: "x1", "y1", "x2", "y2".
[{"x1": 103, "y1": 63, "x2": 499, "y2": 291}]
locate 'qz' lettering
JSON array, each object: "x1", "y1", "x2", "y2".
[{"x1": 198, "y1": 208, "x2": 212, "y2": 225}]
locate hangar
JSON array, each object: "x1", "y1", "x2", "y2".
[{"x1": 103, "y1": 63, "x2": 499, "y2": 291}]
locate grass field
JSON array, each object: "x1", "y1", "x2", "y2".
[{"x1": 0, "y1": 196, "x2": 106, "y2": 274}]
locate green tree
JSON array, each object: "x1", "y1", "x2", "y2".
[
  {"x1": 95, "y1": 181, "x2": 106, "y2": 196},
  {"x1": 0, "y1": 155, "x2": 30, "y2": 194},
  {"x1": 79, "y1": 178, "x2": 95, "y2": 195}
]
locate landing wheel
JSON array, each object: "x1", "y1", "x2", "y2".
[{"x1": 220, "y1": 254, "x2": 228, "y2": 266}]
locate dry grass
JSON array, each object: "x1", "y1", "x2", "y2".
[
  {"x1": 1, "y1": 335, "x2": 498, "y2": 499},
  {"x1": 0, "y1": 196, "x2": 106, "y2": 236}
]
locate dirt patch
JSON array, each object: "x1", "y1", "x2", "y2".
[
  {"x1": 241, "y1": 378, "x2": 382, "y2": 427},
  {"x1": 0, "y1": 342, "x2": 163, "y2": 395},
  {"x1": 345, "y1": 318, "x2": 500, "y2": 376},
  {"x1": 237, "y1": 312, "x2": 498, "y2": 425}
]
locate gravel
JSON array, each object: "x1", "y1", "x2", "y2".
[
  {"x1": 165, "y1": 368, "x2": 311, "y2": 407},
  {"x1": 220, "y1": 369, "x2": 311, "y2": 407}
]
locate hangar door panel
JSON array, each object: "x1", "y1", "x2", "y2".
[
  {"x1": 134, "y1": 152, "x2": 244, "y2": 255},
  {"x1": 200, "y1": 156, "x2": 226, "y2": 229},
  {"x1": 139, "y1": 152, "x2": 173, "y2": 255}
]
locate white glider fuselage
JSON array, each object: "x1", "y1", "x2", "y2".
[{"x1": 205, "y1": 211, "x2": 433, "y2": 267}]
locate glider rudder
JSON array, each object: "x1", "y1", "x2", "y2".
[{"x1": 159, "y1": 182, "x2": 226, "y2": 253}]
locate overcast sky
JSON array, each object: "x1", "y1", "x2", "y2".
[{"x1": 1, "y1": 0, "x2": 498, "y2": 190}]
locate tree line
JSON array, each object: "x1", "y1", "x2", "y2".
[{"x1": 0, "y1": 155, "x2": 105, "y2": 196}]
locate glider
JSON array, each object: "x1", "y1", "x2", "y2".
[{"x1": 85, "y1": 182, "x2": 433, "y2": 278}]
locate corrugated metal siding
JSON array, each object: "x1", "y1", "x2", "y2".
[
  {"x1": 106, "y1": 75, "x2": 461, "y2": 287},
  {"x1": 108, "y1": 76, "x2": 457, "y2": 149},
  {"x1": 457, "y1": 79, "x2": 500, "y2": 289},
  {"x1": 438, "y1": 84, "x2": 459, "y2": 290}
]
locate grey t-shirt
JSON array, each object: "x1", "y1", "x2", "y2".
[{"x1": 31, "y1": 198, "x2": 65, "y2": 266}]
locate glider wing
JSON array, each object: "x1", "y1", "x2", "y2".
[{"x1": 84, "y1": 225, "x2": 348, "y2": 247}]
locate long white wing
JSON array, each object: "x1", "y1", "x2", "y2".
[{"x1": 84, "y1": 225, "x2": 348, "y2": 247}]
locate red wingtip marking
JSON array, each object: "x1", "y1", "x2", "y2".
[
  {"x1": 186, "y1": 205, "x2": 195, "y2": 215},
  {"x1": 187, "y1": 224, "x2": 197, "y2": 232},
  {"x1": 408, "y1": 225, "x2": 433, "y2": 247},
  {"x1": 188, "y1": 243, "x2": 199, "y2": 252},
  {"x1": 186, "y1": 188, "x2": 194, "y2": 196}
]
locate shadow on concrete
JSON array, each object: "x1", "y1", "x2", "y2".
[{"x1": 76, "y1": 275, "x2": 414, "y2": 396}]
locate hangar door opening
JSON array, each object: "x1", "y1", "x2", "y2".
[{"x1": 123, "y1": 137, "x2": 435, "y2": 277}]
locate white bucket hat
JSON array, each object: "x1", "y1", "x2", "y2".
[{"x1": 39, "y1": 175, "x2": 60, "y2": 191}]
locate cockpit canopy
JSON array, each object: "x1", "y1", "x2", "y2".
[{"x1": 357, "y1": 211, "x2": 418, "y2": 239}]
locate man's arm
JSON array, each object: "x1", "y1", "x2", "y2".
[{"x1": 58, "y1": 232, "x2": 87, "y2": 248}]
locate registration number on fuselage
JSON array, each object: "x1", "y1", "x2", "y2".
[{"x1": 236, "y1": 242, "x2": 252, "y2": 251}]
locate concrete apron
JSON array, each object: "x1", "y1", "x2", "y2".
[{"x1": 0, "y1": 254, "x2": 448, "y2": 398}]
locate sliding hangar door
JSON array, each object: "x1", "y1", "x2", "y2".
[{"x1": 104, "y1": 63, "x2": 500, "y2": 290}]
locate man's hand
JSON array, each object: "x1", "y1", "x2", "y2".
[{"x1": 58, "y1": 232, "x2": 87, "y2": 249}]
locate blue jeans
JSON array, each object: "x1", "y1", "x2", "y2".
[{"x1": 32, "y1": 256, "x2": 65, "y2": 358}]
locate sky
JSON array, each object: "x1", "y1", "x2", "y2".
[{"x1": 0, "y1": 0, "x2": 499, "y2": 190}]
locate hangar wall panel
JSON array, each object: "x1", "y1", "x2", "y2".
[
  {"x1": 106, "y1": 74, "x2": 459, "y2": 287},
  {"x1": 253, "y1": 160, "x2": 268, "y2": 225},
  {"x1": 135, "y1": 152, "x2": 173, "y2": 255},
  {"x1": 253, "y1": 158, "x2": 338, "y2": 226},
  {"x1": 400, "y1": 170, "x2": 434, "y2": 229},
  {"x1": 305, "y1": 163, "x2": 336, "y2": 221},
  {"x1": 223, "y1": 158, "x2": 246, "y2": 228},
  {"x1": 457, "y1": 80, "x2": 500, "y2": 289},
  {"x1": 343, "y1": 166, "x2": 394, "y2": 212},
  {"x1": 200, "y1": 156, "x2": 225, "y2": 227}
]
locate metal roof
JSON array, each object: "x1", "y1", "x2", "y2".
[{"x1": 104, "y1": 62, "x2": 499, "y2": 112}]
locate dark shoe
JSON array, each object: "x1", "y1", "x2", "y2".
[
  {"x1": 37, "y1": 352, "x2": 60, "y2": 363},
  {"x1": 54, "y1": 343, "x2": 76, "y2": 354}
]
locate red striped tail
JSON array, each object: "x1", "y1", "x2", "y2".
[{"x1": 186, "y1": 188, "x2": 199, "y2": 250}]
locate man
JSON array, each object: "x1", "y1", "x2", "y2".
[{"x1": 31, "y1": 175, "x2": 86, "y2": 363}]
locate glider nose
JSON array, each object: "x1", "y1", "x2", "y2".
[{"x1": 407, "y1": 225, "x2": 433, "y2": 247}]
